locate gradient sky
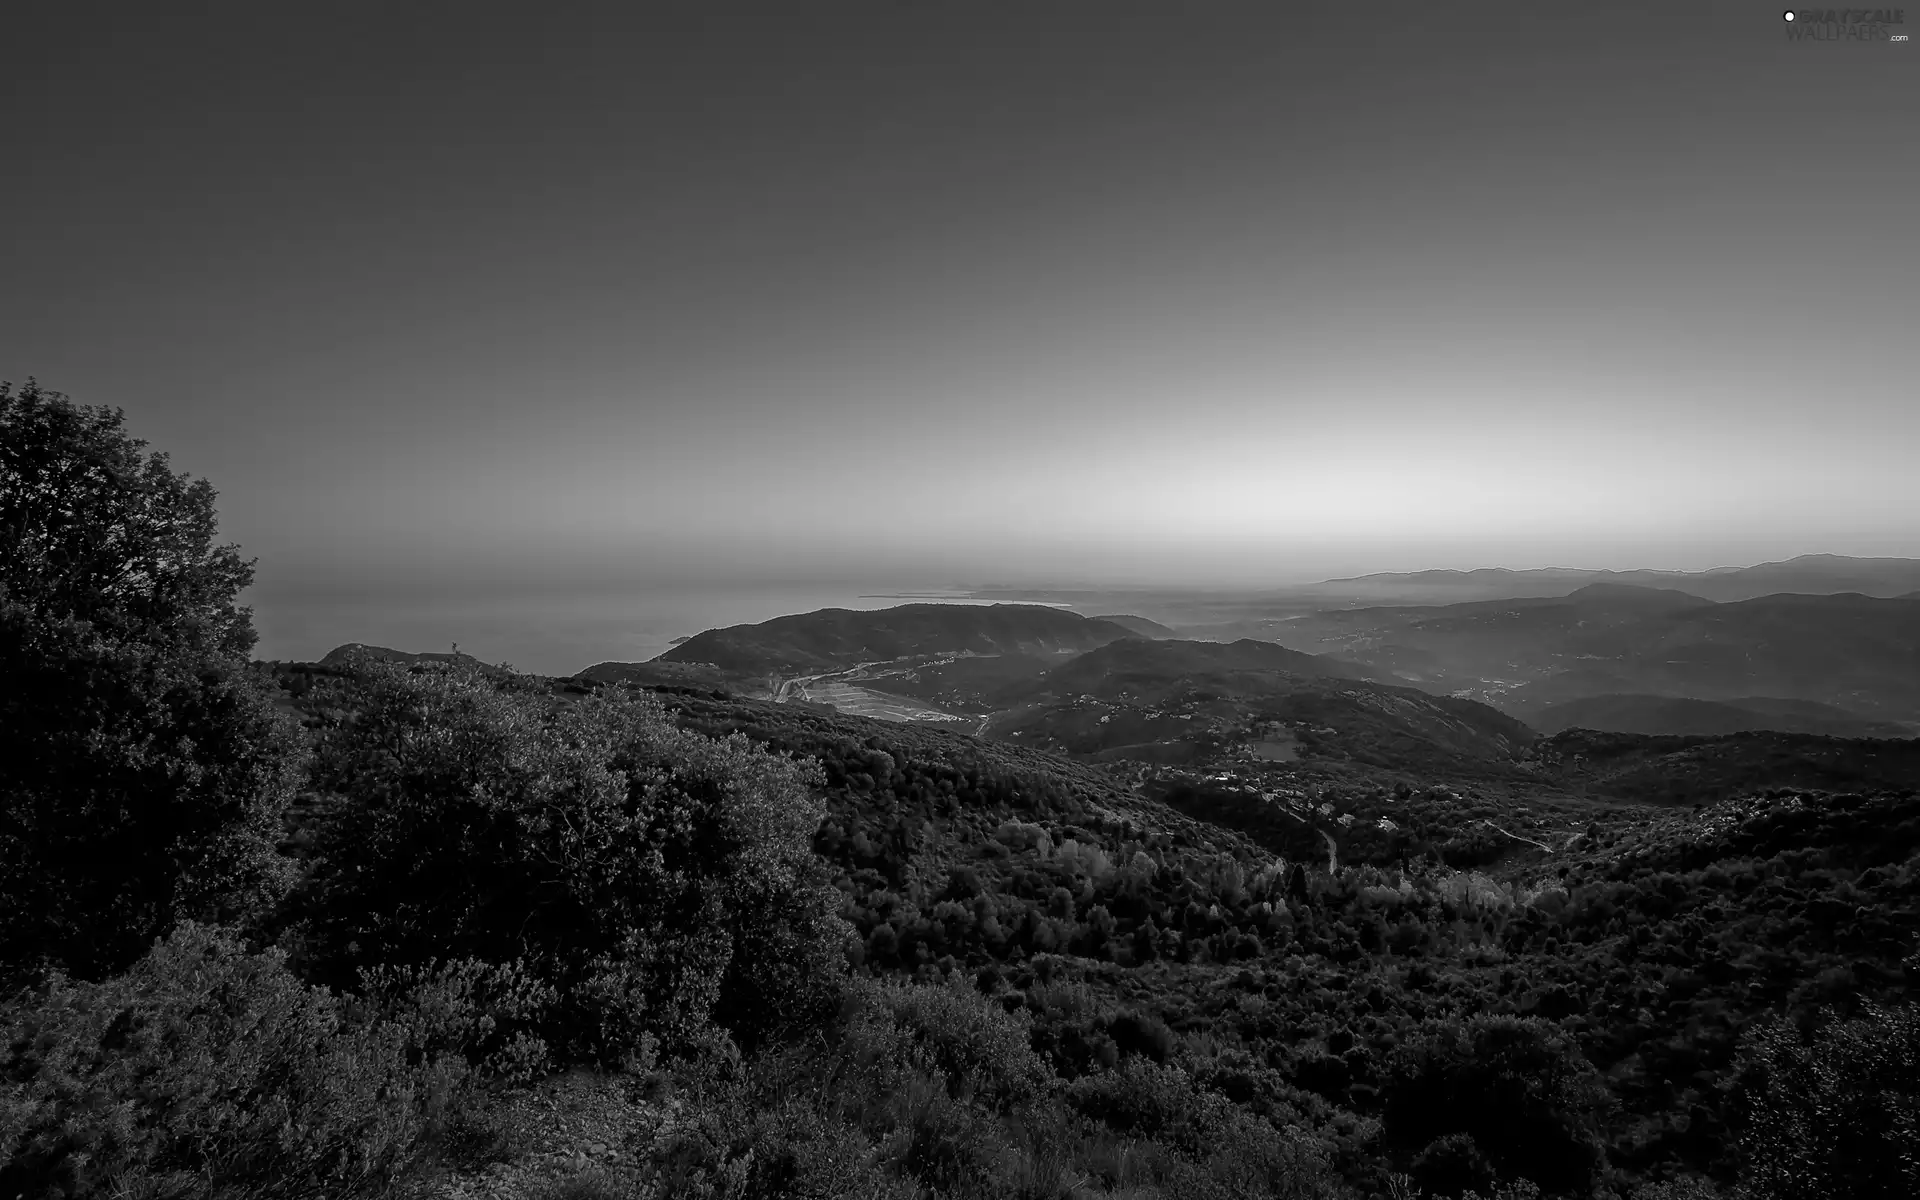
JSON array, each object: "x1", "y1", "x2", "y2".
[{"x1": 4, "y1": 2, "x2": 1915, "y2": 670}]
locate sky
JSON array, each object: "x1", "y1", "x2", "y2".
[{"x1": 3, "y1": 2, "x2": 1915, "y2": 671}]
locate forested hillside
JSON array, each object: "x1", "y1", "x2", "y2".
[
  {"x1": 1529, "y1": 694, "x2": 1913, "y2": 739},
  {"x1": 1528, "y1": 728, "x2": 1920, "y2": 804},
  {"x1": 983, "y1": 638, "x2": 1536, "y2": 775},
  {"x1": 612, "y1": 683, "x2": 1920, "y2": 1197}
]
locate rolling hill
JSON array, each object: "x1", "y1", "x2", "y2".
[
  {"x1": 655, "y1": 603, "x2": 1140, "y2": 675},
  {"x1": 572, "y1": 659, "x2": 736, "y2": 691},
  {"x1": 1529, "y1": 693, "x2": 1915, "y2": 738},
  {"x1": 986, "y1": 638, "x2": 1536, "y2": 773},
  {"x1": 1298, "y1": 566, "x2": 1694, "y2": 606},
  {"x1": 1528, "y1": 726, "x2": 1920, "y2": 804},
  {"x1": 1539, "y1": 592, "x2": 1920, "y2": 718},
  {"x1": 1086, "y1": 613, "x2": 1177, "y2": 638},
  {"x1": 1251, "y1": 587, "x2": 1920, "y2": 723},
  {"x1": 1035, "y1": 636, "x2": 1382, "y2": 699},
  {"x1": 1670, "y1": 554, "x2": 1920, "y2": 602},
  {"x1": 317, "y1": 643, "x2": 502, "y2": 671}
]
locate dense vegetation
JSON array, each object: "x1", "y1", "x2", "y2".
[
  {"x1": 1528, "y1": 728, "x2": 1920, "y2": 804},
  {"x1": 641, "y1": 689, "x2": 1920, "y2": 1195},
  {"x1": 4, "y1": 381, "x2": 1917, "y2": 1200}
]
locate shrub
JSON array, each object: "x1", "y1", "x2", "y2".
[
  {"x1": 356, "y1": 956, "x2": 559, "y2": 1084},
  {"x1": 1068, "y1": 1061, "x2": 1226, "y2": 1155},
  {"x1": 0, "y1": 923, "x2": 459, "y2": 1199},
  {"x1": 645, "y1": 1076, "x2": 908, "y2": 1200},
  {"x1": 1412, "y1": 1131, "x2": 1498, "y2": 1197},
  {"x1": 888, "y1": 1072, "x2": 1006, "y2": 1193},
  {"x1": 1109, "y1": 1008, "x2": 1177, "y2": 1063},
  {"x1": 286, "y1": 660, "x2": 851, "y2": 1063},
  {"x1": 1066, "y1": 1062, "x2": 1337, "y2": 1199},
  {"x1": 845, "y1": 977, "x2": 1049, "y2": 1107}
]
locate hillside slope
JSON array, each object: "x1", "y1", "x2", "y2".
[
  {"x1": 1041, "y1": 637, "x2": 1380, "y2": 694},
  {"x1": 1086, "y1": 613, "x2": 1178, "y2": 638},
  {"x1": 990, "y1": 638, "x2": 1534, "y2": 773},
  {"x1": 1259, "y1": 588, "x2": 1920, "y2": 723},
  {"x1": 1305, "y1": 554, "x2": 1920, "y2": 605},
  {"x1": 656, "y1": 603, "x2": 1139, "y2": 675},
  {"x1": 1527, "y1": 726, "x2": 1920, "y2": 803},
  {"x1": 1548, "y1": 592, "x2": 1920, "y2": 717},
  {"x1": 317, "y1": 644, "x2": 509, "y2": 675},
  {"x1": 1531, "y1": 693, "x2": 1915, "y2": 738},
  {"x1": 622, "y1": 680, "x2": 1920, "y2": 1192},
  {"x1": 260, "y1": 659, "x2": 1920, "y2": 1195}
]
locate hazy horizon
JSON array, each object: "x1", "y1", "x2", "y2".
[{"x1": 6, "y1": 2, "x2": 1914, "y2": 672}]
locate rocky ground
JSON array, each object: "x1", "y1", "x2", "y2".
[{"x1": 423, "y1": 1069, "x2": 689, "y2": 1200}]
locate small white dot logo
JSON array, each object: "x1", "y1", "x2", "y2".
[{"x1": 1783, "y1": 9, "x2": 1795, "y2": 18}]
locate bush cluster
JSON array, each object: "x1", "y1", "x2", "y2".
[
  {"x1": 0, "y1": 924, "x2": 460, "y2": 1199},
  {"x1": 285, "y1": 657, "x2": 852, "y2": 1062}
]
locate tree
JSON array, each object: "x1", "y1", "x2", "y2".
[
  {"x1": 0, "y1": 381, "x2": 301, "y2": 984},
  {"x1": 1381, "y1": 1015, "x2": 1613, "y2": 1197},
  {"x1": 1731, "y1": 1000, "x2": 1920, "y2": 1200}
]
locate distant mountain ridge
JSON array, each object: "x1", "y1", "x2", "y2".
[
  {"x1": 1521, "y1": 591, "x2": 1920, "y2": 718},
  {"x1": 1309, "y1": 554, "x2": 1920, "y2": 605},
  {"x1": 1326, "y1": 582, "x2": 1717, "y2": 633},
  {"x1": 1258, "y1": 587, "x2": 1920, "y2": 725},
  {"x1": 655, "y1": 603, "x2": 1139, "y2": 675}
]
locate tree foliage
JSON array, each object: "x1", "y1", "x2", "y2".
[
  {"x1": 1731, "y1": 998, "x2": 1920, "y2": 1200},
  {"x1": 1381, "y1": 1015, "x2": 1612, "y2": 1196},
  {"x1": 0, "y1": 381, "x2": 300, "y2": 983}
]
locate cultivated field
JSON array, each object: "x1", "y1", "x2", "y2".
[
  {"x1": 796, "y1": 680, "x2": 972, "y2": 724},
  {"x1": 1248, "y1": 737, "x2": 1299, "y2": 762}
]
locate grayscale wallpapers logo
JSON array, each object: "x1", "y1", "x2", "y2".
[{"x1": 1782, "y1": 8, "x2": 1910, "y2": 39}]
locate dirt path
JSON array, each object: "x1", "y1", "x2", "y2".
[{"x1": 1477, "y1": 819, "x2": 1553, "y2": 852}]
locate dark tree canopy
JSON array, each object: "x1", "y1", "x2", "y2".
[
  {"x1": 0, "y1": 381, "x2": 299, "y2": 983},
  {"x1": 0, "y1": 381, "x2": 256, "y2": 657},
  {"x1": 1382, "y1": 1014, "x2": 1612, "y2": 1195},
  {"x1": 1732, "y1": 999, "x2": 1920, "y2": 1200}
]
